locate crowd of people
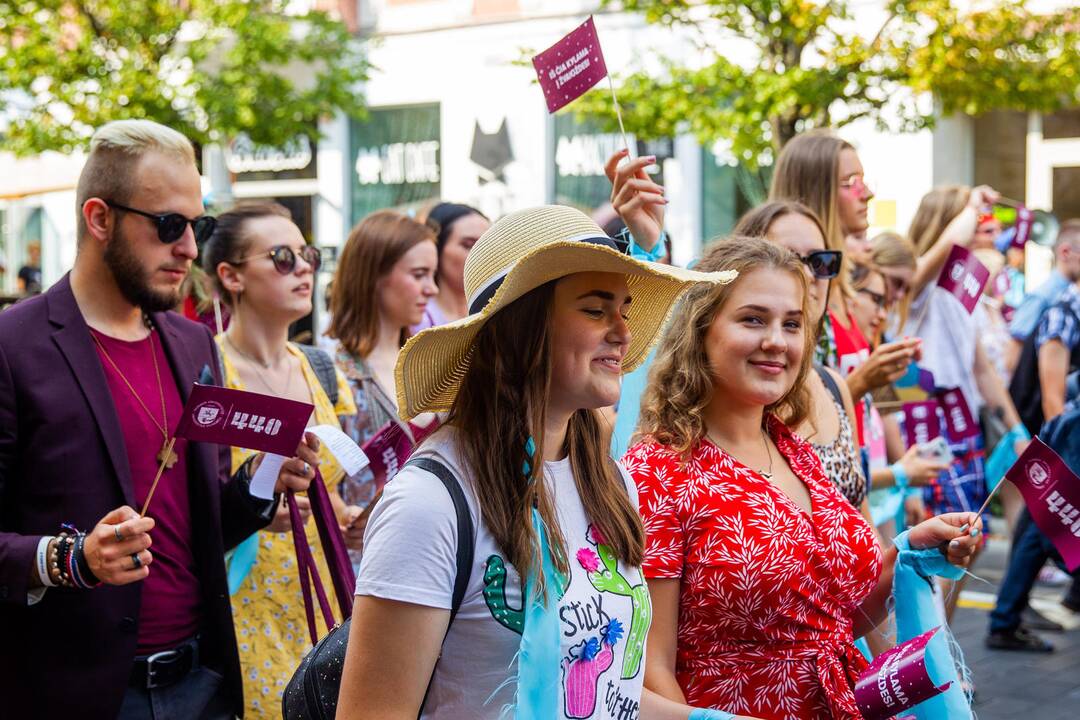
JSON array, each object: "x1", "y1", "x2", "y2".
[{"x1": 0, "y1": 117, "x2": 1076, "y2": 720}]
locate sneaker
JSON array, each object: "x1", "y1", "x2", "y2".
[
  {"x1": 1037, "y1": 566, "x2": 1071, "y2": 586},
  {"x1": 985, "y1": 627, "x2": 1054, "y2": 652},
  {"x1": 1022, "y1": 606, "x2": 1065, "y2": 632}
]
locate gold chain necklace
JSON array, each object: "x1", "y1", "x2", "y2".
[
  {"x1": 708, "y1": 425, "x2": 774, "y2": 480},
  {"x1": 90, "y1": 327, "x2": 178, "y2": 469}
]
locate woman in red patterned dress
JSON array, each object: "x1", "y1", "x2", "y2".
[{"x1": 626, "y1": 237, "x2": 981, "y2": 720}]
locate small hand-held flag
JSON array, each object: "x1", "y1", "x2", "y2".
[
  {"x1": 902, "y1": 400, "x2": 942, "y2": 448},
  {"x1": 532, "y1": 16, "x2": 632, "y2": 158},
  {"x1": 991, "y1": 438, "x2": 1080, "y2": 571},
  {"x1": 935, "y1": 245, "x2": 990, "y2": 315},
  {"x1": 532, "y1": 16, "x2": 608, "y2": 113},
  {"x1": 911, "y1": 244, "x2": 991, "y2": 333}
]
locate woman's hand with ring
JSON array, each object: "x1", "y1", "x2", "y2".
[{"x1": 273, "y1": 432, "x2": 321, "y2": 494}]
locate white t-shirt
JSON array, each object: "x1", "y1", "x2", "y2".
[
  {"x1": 904, "y1": 284, "x2": 986, "y2": 417},
  {"x1": 356, "y1": 428, "x2": 650, "y2": 720}
]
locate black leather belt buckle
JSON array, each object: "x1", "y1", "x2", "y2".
[{"x1": 133, "y1": 639, "x2": 198, "y2": 690}]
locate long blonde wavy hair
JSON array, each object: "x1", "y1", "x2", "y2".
[
  {"x1": 909, "y1": 185, "x2": 970, "y2": 257},
  {"x1": 636, "y1": 237, "x2": 816, "y2": 457}
]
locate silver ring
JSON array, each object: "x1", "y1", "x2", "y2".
[
  {"x1": 302, "y1": 462, "x2": 310, "y2": 476},
  {"x1": 114, "y1": 527, "x2": 124, "y2": 542},
  {"x1": 131, "y1": 553, "x2": 143, "y2": 569}
]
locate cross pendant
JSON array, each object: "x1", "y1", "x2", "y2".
[{"x1": 157, "y1": 442, "x2": 178, "y2": 470}]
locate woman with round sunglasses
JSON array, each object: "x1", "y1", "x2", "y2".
[
  {"x1": 202, "y1": 202, "x2": 358, "y2": 719},
  {"x1": 769, "y1": 131, "x2": 920, "y2": 449},
  {"x1": 327, "y1": 210, "x2": 441, "y2": 568},
  {"x1": 413, "y1": 202, "x2": 491, "y2": 331},
  {"x1": 626, "y1": 235, "x2": 981, "y2": 720}
]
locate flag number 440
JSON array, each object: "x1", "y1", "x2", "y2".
[{"x1": 230, "y1": 412, "x2": 282, "y2": 436}]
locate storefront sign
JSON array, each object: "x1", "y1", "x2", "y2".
[{"x1": 349, "y1": 104, "x2": 441, "y2": 223}]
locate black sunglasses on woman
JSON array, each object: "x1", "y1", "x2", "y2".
[{"x1": 798, "y1": 250, "x2": 843, "y2": 279}]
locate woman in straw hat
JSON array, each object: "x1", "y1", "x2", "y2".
[
  {"x1": 336, "y1": 205, "x2": 755, "y2": 720},
  {"x1": 625, "y1": 235, "x2": 982, "y2": 720}
]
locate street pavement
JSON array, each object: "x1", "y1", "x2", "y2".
[{"x1": 950, "y1": 534, "x2": 1080, "y2": 719}]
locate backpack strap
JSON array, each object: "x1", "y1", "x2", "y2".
[
  {"x1": 403, "y1": 456, "x2": 475, "y2": 716},
  {"x1": 297, "y1": 343, "x2": 339, "y2": 406},
  {"x1": 814, "y1": 363, "x2": 845, "y2": 407}
]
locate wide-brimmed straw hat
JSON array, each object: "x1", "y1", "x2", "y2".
[{"x1": 394, "y1": 205, "x2": 736, "y2": 419}]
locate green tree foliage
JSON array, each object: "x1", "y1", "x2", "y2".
[
  {"x1": 0, "y1": 0, "x2": 369, "y2": 154},
  {"x1": 577, "y1": 0, "x2": 1080, "y2": 169}
]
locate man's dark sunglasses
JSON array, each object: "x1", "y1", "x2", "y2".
[
  {"x1": 106, "y1": 201, "x2": 217, "y2": 244},
  {"x1": 232, "y1": 245, "x2": 321, "y2": 274},
  {"x1": 798, "y1": 250, "x2": 843, "y2": 279}
]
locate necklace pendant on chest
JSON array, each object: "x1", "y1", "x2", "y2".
[
  {"x1": 760, "y1": 471, "x2": 774, "y2": 480},
  {"x1": 158, "y1": 441, "x2": 179, "y2": 470}
]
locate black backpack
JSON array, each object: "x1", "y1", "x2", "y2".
[
  {"x1": 1008, "y1": 301, "x2": 1080, "y2": 437},
  {"x1": 281, "y1": 457, "x2": 475, "y2": 720}
]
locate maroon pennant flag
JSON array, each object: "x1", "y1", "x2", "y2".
[
  {"x1": 1006, "y1": 438, "x2": 1080, "y2": 571},
  {"x1": 532, "y1": 17, "x2": 609, "y2": 114},
  {"x1": 173, "y1": 383, "x2": 313, "y2": 456},
  {"x1": 936, "y1": 245, "x2": 990, "y2": 315}
]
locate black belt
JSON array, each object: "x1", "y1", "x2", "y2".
[{"x1": 130, "y1": 637, "x2": 200, "y2": 690}]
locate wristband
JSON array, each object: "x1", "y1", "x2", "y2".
[
  {"x1": 1008, "y1": 423, "x2": 1031, "y2": 441},
  {"x1": 689, "y1": 710, "x2": 735, "y2": 720},
  {"x1": 73, "y1": 534, "x2": 101, "y2": 589},
  {"x1": 894, "y1": 530, "x2": 965, "y2": 581},
  {"x1": 889, "y1": 461, "x2": 909, "y2": 490},
  {"x1": 35, "y1": 536, "x2": 56, "y2": 588},
  {"x1": 623, "y1": 227, "x2": 667, "y2": 262}
]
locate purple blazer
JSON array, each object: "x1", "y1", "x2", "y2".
[{"x1": 0, "y1": 275, "x2": 272, "y2": 718}]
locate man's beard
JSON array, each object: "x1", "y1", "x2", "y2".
[{"x1": 103, "y1": 227, "x2": 184, "y2": 314}]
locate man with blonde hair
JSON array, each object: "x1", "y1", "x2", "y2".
[{"x1": 0, "y1": 119, "x2": 320, "y2": 718}]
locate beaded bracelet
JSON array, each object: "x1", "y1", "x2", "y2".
[{"x1": 53, "y1": 532, "x2": 73, "y2": 587}]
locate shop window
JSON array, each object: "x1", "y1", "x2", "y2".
[{"x1": 349, "y1": 103, "x2": 442, "y2": 224}]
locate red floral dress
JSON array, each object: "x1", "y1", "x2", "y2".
[{"x1": 625, "y1": 416, "x2": 883, "y2": 720}]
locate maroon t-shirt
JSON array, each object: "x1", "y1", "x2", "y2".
[{"x1": 91, "y1": 329, "x2": 202, "y2": 653}]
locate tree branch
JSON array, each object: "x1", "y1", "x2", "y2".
[{"x1": 74, "y1": 0, "x2": 106, "y2": 39}]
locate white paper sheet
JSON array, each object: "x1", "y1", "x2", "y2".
[
  {"x1": 308, "y1": 424, "x2": 370, "y2": 477},
  {"x1": 249, "y1": 453, "x2": 287, "y2": 500}
]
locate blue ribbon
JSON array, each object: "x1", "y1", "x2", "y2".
[
  {"x1": 688, "y1": 710, "x2": 735, "y2": 720},
  {"x1": 226, "y1": 532, "x2": 259, "y2": 595},
  {"x1": 892, "y1": 531, "x2": 971, "y2": 719},
  {"x1": 514, "y1": 508, "x2": 562, "y2": 720},
  {"x1": 985, "y1": 424, "x2": 1030, "y2": 493}
]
